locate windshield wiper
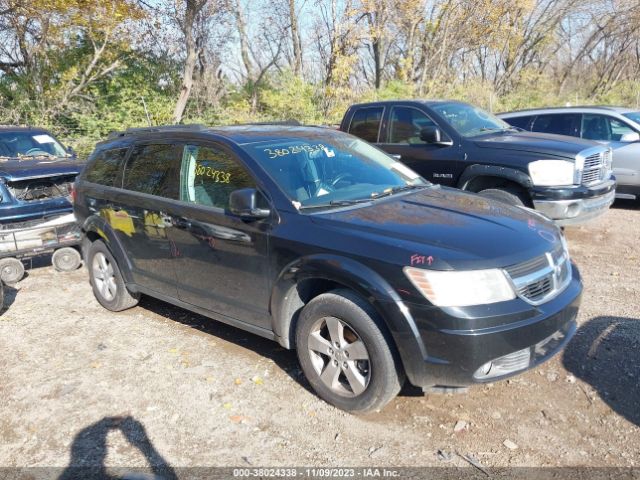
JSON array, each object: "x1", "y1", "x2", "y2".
[
  {"x1": 298, "y1": 184, "x2": 431, "y2": 210},
  {"x1": 371, "y1": 183, "x2": 430, "y2": 199}
]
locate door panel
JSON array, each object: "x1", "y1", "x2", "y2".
[
  {"x1": 377, "y1": 106, "x2": 463, "y2": 186},
  {"x1": 108, "y1": 142, "x2": 183, "y2": 297},
  {"x1": 168, "y1": 143, "x2": 271, "y2": 328}
]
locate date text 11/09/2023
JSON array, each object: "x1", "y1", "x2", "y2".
[{"x1": 232, "y1": 468, "x2": 401, "y2": 478}]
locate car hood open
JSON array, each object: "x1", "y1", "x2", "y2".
[{"x1": 0, "y1": 157, "x2": 84, "y2": 181}]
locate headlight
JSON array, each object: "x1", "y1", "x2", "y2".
[
  {"x1": 528, "y1": 160, "x2": 575, "y2": 186},
  {"x1": 403, "y1": 267, "x2": 516, "y2": 307}
]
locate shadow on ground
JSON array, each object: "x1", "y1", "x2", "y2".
[
  {"x1": 0, "y1": 282, "x2": 18, "y2": 315},
  {"x1": 563, "y1": 316, "x2": 640, "y2": 427},
  {"x1": 137, "y1": 296, "x2": 425, "y2": 399},
  {"x1": 58, "y1": 416, "x2": 177, "y2": 480},
  {"x1": 612, "y1": 198, "x2": 640, "y2": 211}
]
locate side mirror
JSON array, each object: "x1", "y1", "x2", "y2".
[
  {"x1": 229, "y1": 188, "x2": 270, "y2": 219},
  {"x1": 420, "y1": 126, "x2": 453, "y2": 146},
  {"x1": 620, "y1": 132, "x2": 640, "y2": 143}
]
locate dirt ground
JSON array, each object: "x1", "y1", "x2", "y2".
[{"x1": 0, "y1": 201, "x2": 639, "y2": 476}]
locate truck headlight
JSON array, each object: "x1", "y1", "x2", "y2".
[
  {"x1": 403, "y1": 267, "x2": 516, "y2": 307},
  {"x1": 528, "y1": 160, "x2": 575, "y2": 186}
]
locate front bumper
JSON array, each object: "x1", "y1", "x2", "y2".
[
  {"x1": 392, "y1": 263, "x2": 582, "y2": 389},
  {"x1": 531, "y1": 178, "x2": 616, "y2": 226}
]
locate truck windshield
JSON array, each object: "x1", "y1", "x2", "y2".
[
  {"x1": 243, "y1": 133, "x2": 428, "y2": 209},
  {"x1": 0, "y1": 131, "x2": 68, "y2": 158},
  {"x1": 431, "y1": 102, "x2": 514, "y2": 138}
]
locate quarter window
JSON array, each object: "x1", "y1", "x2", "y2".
[
  {"x1": 180, "y1": 144, "x2": 255, "y2": 209},
  {"x1": 348, "y1": 107, "x2": 383, "y2": 143},
  {"x1": 123, "y1": 143, "x2": 182, "y2": 199},
  {"x1": 389, "y1": 107, "x2": 436, "y2": 144},
  {"x1": 503, "y1": 115, "x2": 534, "y2": 130},
  {"x1": 85, "y1": 147, "x2": 129, "y2": 187}
]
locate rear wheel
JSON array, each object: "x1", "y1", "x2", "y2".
[
  {"x1": 88, "y1": 240, "x2": 139, "y2": 311},
  {"x1": 295, "y1": 289, "x2": 403, "y2": 413},
  {"x1": 478, "y1": 188, "x2": 526, "y2": 207},
  {"x1": 0, "y1": 258, "x2": 25, "y2": 284},
  {"x1": 52, "y1": 247, "x2": 82, "y2": 272}
]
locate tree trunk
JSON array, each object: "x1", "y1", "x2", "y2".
[
  {"x1": 173, "y1": 0, "x2": 205, "y2": 124},
  {"x1": 289, "y1": 0, "x2": 303, "y2": 76}
]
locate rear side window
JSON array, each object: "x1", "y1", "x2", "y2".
[
  {"x1": 85, "y1": 147, "x2": 128, "y2": 186},
  {"x1": 531, "y1": 114, "x2": 580, "y2": 137},
  {"x1": 503, "y1": 115, "x2": 533, "y2": 130},
  {"x1": 348, "y1": 107, "x2": 383, "y2": 143},
  {"x1": 123, "y1": 143, "x2": 182, "y2": 199},
  {"x1": 581, "y1": 114, "x2": 635, "y2": 141},
  {"x1": 180, "y1": 144, "x2": 255, "y2": 210}
]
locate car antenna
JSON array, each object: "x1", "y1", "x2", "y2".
[{"x1": 140, "y1": 96, "x2": 152, "y2": 126}]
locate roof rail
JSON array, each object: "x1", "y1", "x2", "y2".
[
  {"x1": 107, "y1": 124, "x2": 207, "y2": 139},
  {"x1": 236, "y1": 119, "x2": 302, "y2": 126}
]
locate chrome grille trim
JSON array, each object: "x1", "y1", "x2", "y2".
[
  {"x1": 504, "y1": 245, "x2": 571, "y2": 306},
  {"x1": 576, "y1": 146, "x2": 612, "y2": 186}
]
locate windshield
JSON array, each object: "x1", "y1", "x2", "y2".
[
  {"x1": 431, "y1": 102, "x2": 513, "y2": 137},
  {"x1": 0, "y1": 131, "x2": 68, "y2": 158},
  {"x1": 623, "y1": 112, "x2": 640, "y2": 125},
  {"x1": 242, "y1": 133, "x2": 428, "y2": 209}
]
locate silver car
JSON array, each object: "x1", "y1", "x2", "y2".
[{"x1": 499, "y1": 106, "x2": 640, "y2": 200}]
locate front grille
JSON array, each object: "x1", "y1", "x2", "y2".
[
  {"x1": 505, "y1": 243, "x2": 571, "y2": 305},
  {"x1": 580, "y1": 148, "x2": 611, "y2": 186}
]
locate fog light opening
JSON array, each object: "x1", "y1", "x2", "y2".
[
  {"x1": 475, "y1": 361, "x2": 493, "y2": 378},
  {"x1": 566, "y1": 202, "x2": 581, "y2": 218}
]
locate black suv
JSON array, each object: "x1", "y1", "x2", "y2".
[
  {"x1": 340, "y1": 100, "x2": 616, "y2": 225},
  {"x1": 75, "y1": 125, "x2": 582, "y2": 412}
]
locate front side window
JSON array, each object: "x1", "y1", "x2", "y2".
[
  {"x1": 348, "y1": 107, "x2": 383, "y2": 143},
  {"x1": 581, "y1": 114, "x2": 635, "y2": 141},
  {"x1": 86, "y1": 147, "x2": 129, "y2": 187},
  {"x1": 531, "y1": 114, "x2": 580, "y2": 137},
  {"x1": 430, "y1": 102, "x2": 512, "y2": 138},
  {"x1": 0, "y1": 131, "x2": 68, "y2": 158},
  {"x1": 388, "y1": 107, "x2": 437, "y2": 144},
  {"x1": 123, "y1": 143, "x2": 182, "y2": 199},
  {"x1": 180, "y1": 144, "x2": 255, "y2": 209},
  {"x1": 242, "y1": 132, "x2": 427, "y2": 209}
]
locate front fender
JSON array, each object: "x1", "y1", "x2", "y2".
[
  {"x1": 458, "y1": 164, "x2": 533, "y2": 190},
  {"x1": 81, "y1": 214, "x2": 134, "y2": 284},
  {"x1": 270, "y1": 254, "x2": 429, "y2": 384}
]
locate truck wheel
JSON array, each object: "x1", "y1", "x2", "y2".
[
  {"x1": 52, "y1": 247, "x2": 82, "y2": 272},
  {"x1": 478, "y1": 188, "x2": 526, "y2": 207},
  {"x1": 88, "y1": 240, "x2": 139, "y2": 311},
  {"x1": 0, "y1": 258, "x2": 25, "y2": 284},
  {"x1": 295, "y1": 289, "x2": 403, "y2": 413}
]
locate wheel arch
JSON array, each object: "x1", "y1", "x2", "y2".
[
  {"x1": 458, "y1": 164, "x2": 533, "y2": 192},
  {"x1": 81, "y1": 215, "x2": 134, "y2": 284},
  {"x1": 269, "y1": 254, "x2": 428, "y2": 380}
]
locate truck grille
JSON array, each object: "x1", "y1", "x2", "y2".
[
  {"x1": 505, "y1": 243, "x2": 571, "y2": 305},
  {"x1": 580, "y1": 148, "x2": 611, "y2": 186}
]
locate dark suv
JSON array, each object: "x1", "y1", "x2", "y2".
[
  {"x1": 340, "y1": 100, "x2": 616, "y2": 225},
  {"x1": 75, "y1": 125, "x2": 582, "y2": 413}
]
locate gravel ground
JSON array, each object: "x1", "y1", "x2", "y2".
[{"x1": 0, "y1": 201, "x2": 638, "y2": 476}]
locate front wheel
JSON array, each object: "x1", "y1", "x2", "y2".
[
  {"x1": 478, "y1": 188, "x2": 527, "y2": 207},
  {"x1": 88, "y1": 240, "x2": 139, "y2": 311},
  {"x1": 295, "y1": 289, "x2": 403, "y2": 413}
]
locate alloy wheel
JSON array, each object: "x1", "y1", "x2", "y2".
[{"x1": 92, "y1": 252, "x2": 117, "y2": 302}]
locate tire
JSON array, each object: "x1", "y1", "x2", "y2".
[
  {"x1": 478, "y1": 188, "x2": 526, "y2": 207},
  {"x1": 295, "y1": 289, "x2": 403, "y2": 413},
  {"x1": 52, "y1": 247, "x2": 82, "y2": 272},
  {"x1": 88, "y1": 240, "x2": 139, "y2": 311},
  {"x1": 0, "y1": 258, "x2": 25, "y2": 284}
]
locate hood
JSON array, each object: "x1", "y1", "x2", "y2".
[
  {"x1": 310, "y1": 187, "x2": 562, "y2": 270},
  {"x1": 0, "y1": 157, "x2": 84, "y2": 181},
  {"x1": 473, "y1": 131, "x2": 598, "y2": 158}
]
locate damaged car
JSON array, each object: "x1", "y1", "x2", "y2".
[{"x1": 0, "y1": 126, "x2": 84, "y2": 282}]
